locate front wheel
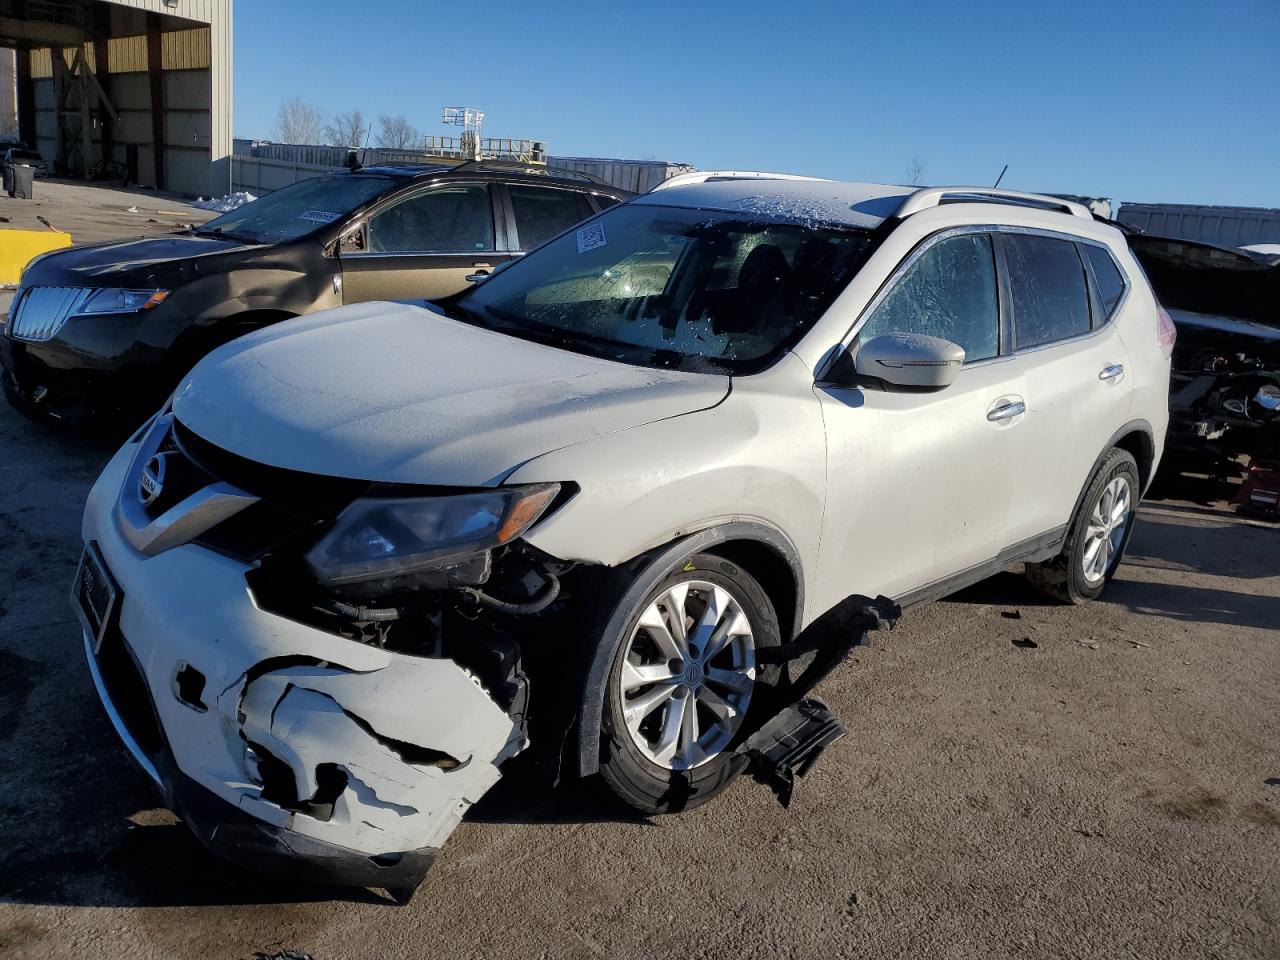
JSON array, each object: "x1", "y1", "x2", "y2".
[
  {"x1": 597, "y1": 552, "x2": 780, "y2": 814},
  {"x1": 1026, "y1": 447, "x2": 1140, "y2": 604}
]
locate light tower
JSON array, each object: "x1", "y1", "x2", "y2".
[{"x1": 442, "y1": 107, "x2": 485, "y2": 160}]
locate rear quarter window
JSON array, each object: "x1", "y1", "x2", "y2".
[
  {"x1": 1004, "y1": 234, "x2": 1092, "y2": 349},
  {"x1": 1081, "y1": 243, "x2": 1127, "y2": 324}
]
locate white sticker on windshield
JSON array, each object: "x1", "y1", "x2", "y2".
[
  {"x1": 298, "y1": 209, "x2": 341, "y2": 224},
  {"x1": 576, "y1": 222, "x2": 606, "y2": 254}
]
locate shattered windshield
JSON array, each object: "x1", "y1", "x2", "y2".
[
  {"x1": 195, "y1": 173, "x2": 400, "y2": 244},
  {"x1": 449, "y1": 204, "x2": 874, "y2": 374}
]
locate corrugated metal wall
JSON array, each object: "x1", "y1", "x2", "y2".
[
  {"x1": 161, "y1": 27, "x2": 212, "y2": 70},
  {"x1": 1117, "y1": 203, "x2": 1280, "y2": 249},
  {"x1": 104, "y1": 0, "x2": 222, "y2": 20},
  {"x1": 27, "y1": 28, "x2": 207, "y2": 77}
]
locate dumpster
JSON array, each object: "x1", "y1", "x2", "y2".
[{"x1": 4, "y1": 163, "x2": 34, "y2": 199}]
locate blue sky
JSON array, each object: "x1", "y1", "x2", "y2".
[{"x1": 233, "y1": 0, "x2": 1280, "y2": 207}]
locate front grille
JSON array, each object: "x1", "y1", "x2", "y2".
[
  {"x1": 8, "y1": 286, "x2": 93, "y2": 342},
  {"x1": 167, "y1": 417, "x2": 366, "y2": 562},
  {"x1": 173, "y1": 418, "x2": 366, "y2": 517}
]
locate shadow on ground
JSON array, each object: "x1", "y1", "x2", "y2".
[
  {"x1": 1126, "y1": 511, "x2": 1278, "y2": 580},
  {"x1": 0, "y1": 670, "x2": 645, "y2": 911}
]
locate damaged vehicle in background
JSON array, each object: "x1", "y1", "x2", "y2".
[
  {"x1": 1127, "y1": 234, "x2": 1280, "y2": 506},
  {"x1": 75, "y1": 175, "x2": 1171, "y2": 897},
  {"x1": 1, "y1": 161, "x2": 628, "y2": 426}
]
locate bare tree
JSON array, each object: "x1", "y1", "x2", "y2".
[
  {"x1": 274, "y1": 97, "x2": 325, "y2": 145},
  {"x1": 325, "y1": 110, "x2": 369, "y2": 148},
  {"x1": 376, "y1": 114, "x2": 420, "y2": 150},
  {"x1": 906, "y1": 155, "x2": 926, "y2": 186}
]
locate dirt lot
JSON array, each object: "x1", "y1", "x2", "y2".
[
  {"x1": 0, "y1": 179, "x2": 215, "y2": 246},
  {"x1": 0, "y1": 187, "x2": 1277, "y2": 960}
]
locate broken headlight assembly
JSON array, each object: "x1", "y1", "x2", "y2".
[{"x1": 304, "y1": 484, "x2": 561, "y2": 593}]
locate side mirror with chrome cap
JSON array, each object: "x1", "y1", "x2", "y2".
[{"x1": 848, "y1": 333, "x2": 965, "y2": 391}]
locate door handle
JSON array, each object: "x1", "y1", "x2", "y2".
[
  {"x1": 986, "y1": 398, "x2": 1026, "y2": 422},
  {"x1": 1099, "y1": 363, "x2": 1125, "y2": 382},
  {"x1": 464, "y1": 270, "x2": 491, "y2": 283}
]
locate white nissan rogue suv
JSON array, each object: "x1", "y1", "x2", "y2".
[{"x1": 74, "y1": 174, "x2": 1173, "y2": 894}]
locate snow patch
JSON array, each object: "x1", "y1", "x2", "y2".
[
  {"x1": 192, "y1": 191, "x2": 257, "y2": 213},
  {"x1": 1240, "y1": 243, "x2": 1280, "y2": 259}
]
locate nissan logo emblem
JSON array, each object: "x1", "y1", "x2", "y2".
[{"x1": 138, "y1": 453, "x2": 167, "y2": 507}]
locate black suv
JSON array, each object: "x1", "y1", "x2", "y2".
[{"x1": 1, "y1": 162, "x2": 630, "y2": 424}]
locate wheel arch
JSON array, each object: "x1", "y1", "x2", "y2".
[
  {"x1": 574, "y1": 520, "x2": 804, "y2": 778},
  {"x1": 1111, "y1": 422, "x2": 1157, "y2": 494},
  {"x1": 1068, "y1": 420, "x2": 1156, "y2": 528}
]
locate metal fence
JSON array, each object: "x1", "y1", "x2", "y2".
[
  {"x1": 230, "y1": 142, "x2": 694, "y2": 196},
  {"x1": 234, "y1": 138, "x2": 547, "y2": 168},
  {"x1": 231, "y1": 155, "x2": 336, "y2": 195},
  {"x1": 547, "y1": 157, "x2": 695, "y2": 194}
]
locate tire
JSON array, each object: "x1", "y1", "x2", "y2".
[
  {"x1": 1026, "y1": 448, "x2": 1140, "y2": 604},
  {"x1": 598, "y1": 552, "x2": 781, "y2": 815}
]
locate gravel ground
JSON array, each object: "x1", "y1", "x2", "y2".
[
  {"x1": 0, "y1": 400, "x2": 1275, "y2": 960},
  {"x1": 0, "y1": 184, "x2": 1276, "y2": 959}
]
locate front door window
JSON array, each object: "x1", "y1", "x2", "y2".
[
  {"x1": 366, "y1": 184, "x2": 495, "y2": 254},
  {"x1": 857, "y1": 233, "x2": 1000, "y2": 363}
]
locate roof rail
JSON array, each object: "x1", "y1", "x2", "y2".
[
  {"x1": 896, "y1": 187, "x2": 1093, "y2": 220},
  {"x1": 651, "y1": 170, "x2": 830, "y2": 192},
  {"x1": 444, "y1": 159, "x2": 612, "y2": 187}
]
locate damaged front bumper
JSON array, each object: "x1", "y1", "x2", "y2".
[{"x1": 77, "y1": 443, "x2": 526, "y2": 891}]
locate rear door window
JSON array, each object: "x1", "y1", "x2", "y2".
[
  {"x1": 857, "y1": 233, "x2": 1000, "y2": 363},
  {"x1": 509, "y1": 185, "x2": 588, "y2": 250},
  {"x1": 1004, "y1": 234, "x2": 1092, "y2": 349},
  {"x1": 1081, "y1": 243, "x2": 1126, "y2": 324},
  {"x1": 366, "y1": 183, "x2": 495, "y2": 253}
]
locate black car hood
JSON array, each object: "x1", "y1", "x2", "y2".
[
  {"x1": 20, "y1": 233, "x2": 257, "y2": 288},
  {"x1": 1129, "y1": 234, "x2": 1279, "y2": 328}
]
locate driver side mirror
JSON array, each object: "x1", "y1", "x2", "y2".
[{"x1": 830, "y1": 333, "x2": 965, "y2": 391}]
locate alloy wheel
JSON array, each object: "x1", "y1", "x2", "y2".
[
  {"x1": 618, "y1": 579, "x2": 757, "y2": 770},
  {"x1": 1081, "y1": 476, "x2": 1132, "y2": 585}
]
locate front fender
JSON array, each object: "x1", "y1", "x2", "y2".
[
  {"x1": 508, "y1": 359, "x2": 826, "y2": 612},
  {"x1": 167, "y1": 262, "x2": 336, "y2": 329}
]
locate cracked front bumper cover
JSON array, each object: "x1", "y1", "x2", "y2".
[
  {"x1": 78, "y1": 441, "x2": 526, "y2": 889},
  {"x1": 164, "y1": 754, "x2": 441, "y2": 890}
]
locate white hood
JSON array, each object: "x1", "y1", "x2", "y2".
[{"x1": 173, "y1": 301, "x2": 729, "y2": 486}]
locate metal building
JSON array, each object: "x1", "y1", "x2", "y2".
[{"x1": 0, "y1": 0, "x2": 231, "y2": 197}]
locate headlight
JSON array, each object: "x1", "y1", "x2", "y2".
[
  {"x1": 305, "y1": 484, "x2": 561, "y2": 587},
  {"x1": 79, "y1": 288, "x2": 169, "y2": 314}
]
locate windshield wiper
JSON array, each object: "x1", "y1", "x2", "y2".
[{"x1": 195, "y1": 226, "x2": 261, "y2": 244}]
